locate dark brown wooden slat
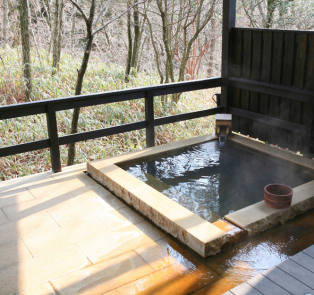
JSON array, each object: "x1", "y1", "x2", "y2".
[
  {"x1": 251, "y1": 31, "x2": 262, "y2": 81},
  {"x1": 240, "y1": 30, "x2": 252, "y2": 136},
  {"x1": 271, "y1": 32, "x2": 284, "y2": 105},
  {"x1": 234, "y1": 27, "x2": 314, "y2": 35},
  {"x1": 58, "y1": 121, "x2": 146, "y2": 145},
  {"x1": 294, "y1": 33, "x2": 307, "y2": 125},
  {"x1": 145, "y1": 90, "x2": 155, "y2": 147},
  {"x1": 154, "y1": 107, "x2": 224, "y2": 126},
  {"x1": 292, "y1": 33, "x2": 308, "y2": 151},
  {"x1": 0, "y1": 140, "x2": 50, "y2": 157},
  {"x1": 250, "y1": 31, "x2": 262, "y2": 138},
  {"x1": 230, "y1": 107, "x2": 306, "y2": 134},
  {"x1": 305, "y1": 34, "x2": 314, "y2": 157},
  {"x1": 222, "y1": 0, "x2": 236, "y2": 78},
  {"x1": 305, "y1": 35, "x2": 314, "y2": 91},
  {"x1": 232, "y1": 88, "x2": 241, "y2": 133},
  {"x1": 0, "y1": 105, "x2": 47, "y2": 120},
  {"x1": 228, "y1": 78, "x2": 312, "y2": 102},
  {"x1": 55, "y1": 92, "x2": 145, "y2": 112},
  {"x1": 259, "y1": 31, "x2": 272, "y2": 142},
  {"x1": 268, "y1": 32, "x2": 283, "y2": 146},
  {"x1": 281, "y1": 32, "x2": 296, "y2": 151},
  {"x1": 231, "y1": 29, "x2": 243, "y2": 133},
  {"x1": 153, "y1": 78, "x2": 225, "y2": 96},
  {"x1": 221, "y1": 0, "x2": 236, "y2": 109},
  {"x1": 46, "y1": 105, "x2": 61, "y2": 173}
]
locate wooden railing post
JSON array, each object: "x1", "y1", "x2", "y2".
[
  {"x1": 145, "y1": 90, "x2": 155, "y2": 147},
  {"x1": 46, "y1": 105, "x2": 62, "y2": 172},
  {"x1": 304, "y1": 100, "x2": 314, "y2": 157},
  {"x1": 221, "y1": 0, "x2": 236, "y2": 111}
]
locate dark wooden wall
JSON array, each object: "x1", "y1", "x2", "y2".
[{"x1": 228, "y1": 28, "x2": 314, "y2": 156}]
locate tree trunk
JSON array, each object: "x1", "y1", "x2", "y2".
[
  {"x1": 208, "y1": 42, "x2": 215, "y2": 77},
  {"x1": 67, "y1": 28, "x2": 94, "y2": 166},
  {"x1": 71, "y1": 6, "x2": 76, "y2": 51},
  {"x1": 52, "y1": 0, "x2": 64, "y2": 74},
  {"x1": 3, "y1": 0, "x2": 8, "y2": 45},
  {"x1": 125, "y1": 0, "x2": 132, "y2": 82},
  {"x1": 131, "y1": 3, "x2": 140, "y2": 70},
  {"x1": 19, "y1": 0, "x2": 32, "y2": 102},
  {"x1": 266, "y1": 0, "x2": 277, "y2": 28},
  {"x1": 125, "y1": 0, "x2": 143, "y2": 80}
]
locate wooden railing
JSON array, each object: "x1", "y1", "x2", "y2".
[{"x1": 0, "y1": 77, "x2": 225, "y2": 173}]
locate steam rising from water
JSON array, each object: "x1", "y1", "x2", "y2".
[{"x1": 121, "y1": 140, "x2": 314, "y2": 222}]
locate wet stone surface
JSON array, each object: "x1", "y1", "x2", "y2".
[
  {"x1": 109, "y1": 209, "x2": 314, "y2": 295},
  {"x1": 84, "y1": 208, "x2": 314, "y2": 294}
]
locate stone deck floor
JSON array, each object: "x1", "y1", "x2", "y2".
[{"x1": 1, "y1": 163, "x2": 314, "y2": 295}]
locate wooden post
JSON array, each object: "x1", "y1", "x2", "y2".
[
  {"x1": 304, "y1": 100, "x2": 314, "y2": 157},
  {"x1": 46, "y1": 105, "x2": 62, "y2": 172},
  {"x1": 145, "y1": 90, "x2": 155, "y2": 147},
  {"x1": 221, "y1": 0, "x2": 236, "y2": 111}
]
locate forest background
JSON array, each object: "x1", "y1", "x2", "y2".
[{"x1": 0, "y1": 0, "x2": 313, "y2": 180}]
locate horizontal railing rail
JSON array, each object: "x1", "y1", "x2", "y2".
[
  {"x1": 234, "y1": 27, "x2": 314, "y2": 35},
  {"x1": 228, "y1": 77, "x2": 314, "y2": 156},
  {"x1": 228, "y1": 77, "x2": 314, "y2": 103},
  {"x1": 0, "y1": 77, "x2": 225, "y2": 172}
]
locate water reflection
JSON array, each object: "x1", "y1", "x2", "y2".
[
  {"x1": 121, "y1": 140, "x2": 314, "y2": 222},
  {"x1": 118, "y1": 210, "x2": 314, "y2": 295}
]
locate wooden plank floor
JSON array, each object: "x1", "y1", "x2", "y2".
[{"x1": 224, "y1": 244, "x2": 314, "y2": 295}]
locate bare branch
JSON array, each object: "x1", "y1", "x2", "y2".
[
  {"x1": 0, "y1": 55, "x2": 6, "y2": 70},
  {"x1": 93, "y1": 0, "x2": 113, "y2": 28},
  {"x1": 68, "y1": 0, "x2": 88, "y2": 24},
  {"x1": 93, "y1": 0, "x2": 148, "y2": 36}
]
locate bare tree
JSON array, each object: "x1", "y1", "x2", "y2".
[
  {"x1": 52, "y1": 0, "x2": 64, "y2": 74},
  {"x1": 125, "y1": 0, "x2": 148, "y2": 81},
  {"x1": 67, "y1": 0, "x2": 148, "y2": 166},
  {"x1": 239, "y1": 0, "x2": 314, "y2": 30},
  {"x1": 3, "y1": 0, "x2": 9, "y2": 45},
  {"x1": 146, "y1": 0, "x2": 218, "y2": 103},
  {"x1": 19, "y1": 0, "x2": 33, "y2": 101},
  {"x1": 70, "y1": 3, "x2": 77, "y2": 51}
]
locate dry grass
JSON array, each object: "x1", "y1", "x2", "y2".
[{"x1": 0, "y1": 47, "x2": 219, "y2": 181}]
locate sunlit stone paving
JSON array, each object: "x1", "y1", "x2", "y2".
[{"x1": 0, "y1": 163, "x2": 314, "y2": 295}]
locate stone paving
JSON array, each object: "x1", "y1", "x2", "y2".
[
  {"x1": 1, "y1": 163, "x2": 314, "y2": 295},
  {"x1": 0, "y1": 164, "x2": 226, "y2": 295}
]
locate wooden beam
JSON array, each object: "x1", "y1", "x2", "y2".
[
  {"x1": 230, "y1": 107, "x2": 307, "y2": 134},
  {"x1": 0, "y1": 77, "x2": 224, "y2": 120},
  {"x1": 221, "y1": 0, "x2": 236, "y2": 110},
  {"x1": 46, "y1": 105, "x2": 61, "y2": 173},
  {"x1": 229, "y1": 77, "x2": 313, "y2": 102},
  {"x1": 235, "y1": 27, "x2": 314, "y2": 35},
  {"x1": 58, "y1": 121, "x2": 146, "y2": 145},
  {"x1": 0, "y1": 139, "x2": 50, "y2": 157},
  {"x1": 155, "y1": 107, "x2": 225, "y2": 126},
  {"x1": 145, "y1": 90, "x2": 155, "y2": 148}
]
